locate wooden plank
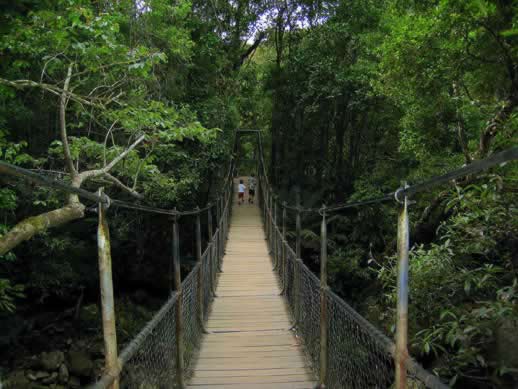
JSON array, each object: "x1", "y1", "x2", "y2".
[
  {"x1": 186, "y1": 196, "x2": 315, "y2": 387},
  {"x1": 187, "y1": 383, "x2": 314, "y2": 389},
  {"x1": 189, "y1": 373, "x2": 311, "y2": 385}
]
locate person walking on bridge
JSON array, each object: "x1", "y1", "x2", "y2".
[
  {"x1": 238, "y1": 179, "x2": 246, "y2": 205},
  {"x1": 248, "y1": 174, "x2": 256, "y2": 204}
]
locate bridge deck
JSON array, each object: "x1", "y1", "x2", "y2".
[{"x1": 187, "y1": 199, "x2": 315, "y2": 388}]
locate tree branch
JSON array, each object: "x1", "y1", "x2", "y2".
[
  {"x1": 74, "y1": 134, "x2": 146, "y2": 187},
  {"x1": 103, "y1": 173, "x2": 144, "y2": 200},
  {"x1": 453, "y1": 81, "x2": 472, "y2": 164},
  {"x1": 0, "y1": 77, "x2": 103, "y2": 108},
  {"x1": 234, "y1": 31, "x2": 266, "y2": 70},
  {"x1": 479, "y1": 93, "x2": 518, "y2": 158},
  {"x1": 60, "y1": 64, "x2": 77, "y2": 177}
]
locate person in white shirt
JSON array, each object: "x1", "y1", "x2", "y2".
[{"x1": 238, "y1": 180, "x2": 246, "y2": 205}]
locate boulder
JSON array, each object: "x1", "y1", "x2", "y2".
[
  {"x1": 41, "y1": 372, "x2": 58, "y2": 384},
  {"x1": 33, "y1": 371, "x2": 50, "y2": 380},
  {"x1": 133, "y1": 288, "x2": 150, "y2": 304},
  {"x1": 69, "y1": 376, "x2": 81, "y2": 388},
  {"x1": 492, "y1": 319, "x2": 518, "y2": 369},
  {"x1": 58, "y1": 363, "x2": 69, "y2": 384},
  {"x1": 40, "y1": 351, "x2": 65, "y2": 371},
  {"x1": 4, "y1": 370, "x2": 30, "y2": 388},
  {"x1": 67, "y1": 350, "x2": 93, "y2": 377}
]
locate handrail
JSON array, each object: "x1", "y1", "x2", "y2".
[
  {"x1": 92, "y1": 162, "x2": 236, "y2": 388},
  {"x1": 257, "y1": 145, "x2": 517, "y2": 214},
  {"x1": 259, "y1": 171, "x2": 449, "y2": 388}
]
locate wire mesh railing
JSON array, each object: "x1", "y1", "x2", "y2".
[
  {"x1": 91, "y1": 168, "x2": 235, "y2": 389},
  {"x1": 259, "y1": 176, "x2": 449, "y2": 389}
]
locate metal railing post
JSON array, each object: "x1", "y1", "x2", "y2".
[
  {"x1": 216, "y1": 199, "x2": 222, "y2": 272},
  {"x1": 264, "y1": 186, "x2": 269, "y2": 237},
  {"x1": 273, "y1": 198, "x2": 278, "y2": 270},
  {"x1": 268, "y1": 190, "x2": 273, "y2": 253},
  {"x1": 395, "y1": 189, "x2": 410, "y2": 389},
  {"x1": 208, "y1": 206, "x2": 217, "y2": 297},
  {"x1": 319, "y1": 205, "x2": 328, "y2": 388},
  {"x1": 195, "y1": 208, "x2": 207, "y2": 333},
  {"x1": 280, "y1": 201, "x2": 287, "y2": 294},
  {"x1": 172, "y1": 215, "x2": 184, "y2": 388},
  {"x1": 220, "y1": 196, "x2": 225, "y2": 259},
  {"x1": 97, "y1": 188, "x2": 119, "y2": 389},
  {"x1": 295, "y1": 189, "x2": 302, "y2": 259}
]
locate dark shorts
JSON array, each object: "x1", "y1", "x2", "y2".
[
  {"x1": 238, "y1": 192, "x2": 244, "y2": 199},
  {"x1": 249, "y1": 189, "x2": 255, "y2": 196}
]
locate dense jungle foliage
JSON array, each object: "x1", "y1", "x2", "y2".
[{"x1": 0, "y1": 0, "x2": 517, "y2": 388}]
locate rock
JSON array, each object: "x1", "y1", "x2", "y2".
[
  {"x1": 492, "y1": 318, "x2": 518, "y2": 368},
  {"x1": 58, "y1": 363, "x2": 69, "y2": 384},
  {"x1": 0, "y1": 315, "x2": 27, "y2": 349},
  {"x1": 133, "y1": 288, "x2": 149, "y2": 304},
  {"x1": 67, "y1": 350, "x2": 93, "y2": 377},
  {"x1": 41, "y1": 372, "x2": 58, "y2": 384},
  {"x1": 40, "y1": 351, "x2": 65, "y2": 371},
  {"x1": 69, "y1": 376, "x2": 81, "y2": 388},
  {"x1": 26, "y1": 356, "x2": 40, "y2": 369},
  {"x1": 54, "y1": 326, "x2": 65, "y2": 333},
  {"x1": 4, "y1": 370, "x2": 30, "y2": 388},
  {"x1": 90, "y1": 341, "x2": 105, "y2": 358},
  {"x1": 33, "y1": 371, "x2": 50, "y2": 380}
]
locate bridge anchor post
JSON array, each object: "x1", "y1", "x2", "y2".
[
  {"x1": 295, "y1": 188, "x2": 302, "y2": 259},
  {"x1": 280, "y1": 202, "x2": 287, "y2": 295},
  {"x1": 273, "y1": 199, "x2": 279, "y2": 270},
  {"x1": 173, "y1": 215, "x2": 185, "y2": 389},
  {"x1": 395, "y1": 186, "x2": 410, "y2": 389},
  {"x1": 318, "y1": 205, "x2": 328, "y2": 388},
  {"x1": 207, "y1": 206, "x2": 217, "y2": 298},
  {"x1": 97, "y1": 188, "x2": 119, "y2": 389},
  {"x1": 196, "y1": 208, "x2": 209, "y2": 334}
]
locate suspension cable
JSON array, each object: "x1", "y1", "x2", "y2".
[
  {"x1": 258, "y1": 146, "x2": 518, "y2": 214},
  {"x1": 0, "y1": 157, "x2": 235, "y2": 217}
]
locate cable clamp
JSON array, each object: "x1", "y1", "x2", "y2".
[{"x1": 394, "y1": 183, "x2": 409, "y2": 204}]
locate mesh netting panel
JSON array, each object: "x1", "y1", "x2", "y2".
[
  {"x1": 326, "y1": 290, "x2": 393, "y2": 388},
  {"x1": 182, "y1": 264, "x2": 201, "y2": 370},
  {"x1": 118, "y1": 294, "x2": 178, "y2": 388},
  {"x1": 211, "y1": 242, "x2": 218, "y2": 290},
  {"x1": 289, "y1": 258, "x2": 322, "y2": 374},
  {"x1": 283, "y1": 245, "x2": 296, "y2": 315},
  {"x1": 202, "y1": 249, "x2": 212, "y2": 318}
]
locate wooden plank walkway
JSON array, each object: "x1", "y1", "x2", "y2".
[{"x1": 187, "y1": 190, "x2": 315, "y2": 388}]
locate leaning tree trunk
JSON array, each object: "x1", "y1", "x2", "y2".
[{"x1": 0, "y1": 203, "x2": 85, "y2": 255}]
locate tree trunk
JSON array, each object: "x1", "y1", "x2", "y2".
[
  {"x1": 0, "y1": 203, "x2": 85, "y2": 255},
  {"x1": 335, "y1": 108, "x2": 346, "y2": 202},
  {"x1": 479, "y1": 92, "x2": 518, "y2": 157}
]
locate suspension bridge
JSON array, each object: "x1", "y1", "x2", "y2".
[{"x1": 0, "y1": 131, "x2": 516, "y2": 389}]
